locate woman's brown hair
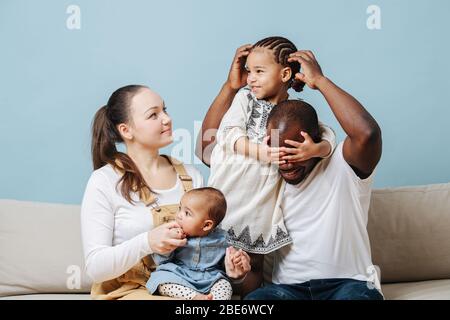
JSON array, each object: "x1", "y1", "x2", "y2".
[{"x1": 91, "y1": 84, "x2": 156, "y2": 204}]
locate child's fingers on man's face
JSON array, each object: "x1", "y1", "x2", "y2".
[{"x1": 280, "y1": 146, "x2": 300, "y2": 153}]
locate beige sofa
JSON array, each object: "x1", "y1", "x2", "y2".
[{"x1": 1, "y1": 183, "x2": 449, "y2": 300}]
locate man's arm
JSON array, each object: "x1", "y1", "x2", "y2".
[
  {"x1": 288, "y1": 51, "x2": 382, "y2": 178},
  {"x1": 195, "y1": 44, "x2": 252, "y2": 166},
  {"x1": 195, "y1": 83, "x2": 238, "y2": 166}
]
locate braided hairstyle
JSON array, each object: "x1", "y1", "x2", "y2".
[{"x1": 252, "y1": 36, "x2": 305, "y2": 92}]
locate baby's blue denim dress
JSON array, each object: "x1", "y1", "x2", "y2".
[{"x1": 146, "y1": 228, "x2": 229, "y2": 294}]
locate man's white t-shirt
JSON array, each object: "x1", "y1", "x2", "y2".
[{"x1": 270, "y1": 142, "x2": 381, "y2": 290}]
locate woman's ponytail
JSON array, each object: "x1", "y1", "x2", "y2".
[{"x1": 91, "y1": 105, "x2": 118, "y2": 170}]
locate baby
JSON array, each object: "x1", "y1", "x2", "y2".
[{"x1": 146, "y1": 187, "x2": 250, "y2": 300}]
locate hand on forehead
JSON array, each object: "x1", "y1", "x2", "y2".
[{"x1": 267, "y1": 121, "x2": 305, "y2": 147}]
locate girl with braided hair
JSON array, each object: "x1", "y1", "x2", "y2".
[{"x1": 206, "y1": 36, "x2": 337, "y2": 295}]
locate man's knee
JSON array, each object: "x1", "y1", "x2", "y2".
[
  {"x1": 334, "y1": 280, "x2": 383, "y2": 300},
  {"x1": 244, "y1": 284, "x2": 300, "y2": 300},
  {"x1": 244, "y1": 285, "x2": 280, "y2": 300}
]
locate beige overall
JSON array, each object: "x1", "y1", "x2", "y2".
[{"x1": 90, "y1": 156, "x2": 193, "y2": 300}]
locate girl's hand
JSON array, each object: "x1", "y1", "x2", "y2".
[
  {"x1": 147, "y1": 221, "x2": 187, "y2": 255},
  {"x1": 280, "y1": 131, "x2": 328, "y2": 162},
  {"x1": 287, "y1": 50, "x2": 325, "y2": 90},
  {"x1": 225, "y1": 247, "x2": 251, "y2": 279},
  {"x1": 260, "y1": 136, "x2": 287, "y2": 164},
  {"x1": 226, "y1": 44, "x2": 253, "y2": 90}
]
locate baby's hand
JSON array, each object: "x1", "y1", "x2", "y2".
[
  {"x1": 225, "y1": 247, "x2": 251, "y2": 280},
  {"x1": 280, "y1": 131, "x2": 330, "y2": 163}
]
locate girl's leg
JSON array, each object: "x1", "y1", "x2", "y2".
[
  {"x1": 210, "y1": 279, "x2": 233, "y2": 300},
  {"x1": 158, "y1": 283, "x2": 199, "y2": 300}
]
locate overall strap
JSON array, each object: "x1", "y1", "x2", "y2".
[{"x1": 161, "y1": 155, "x2": 193, "y2": 192}]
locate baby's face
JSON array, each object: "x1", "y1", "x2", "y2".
[
  {"x1": 246, "y1": 47, "x2": 287, "y2": 102},
  {"x1": 176, "y1": 194, "x2": 211, "y2": 237}
]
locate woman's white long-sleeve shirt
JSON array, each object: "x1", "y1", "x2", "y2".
[{"x1": 80, "y1": 163, "x2": 203, "y2": 283}]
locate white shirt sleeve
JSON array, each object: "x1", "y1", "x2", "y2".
[
  {"x1": 80, "y1": 170, "x2": 153, "y2": 283},
  {"x1": 216, "y1": 89, "x2": 249, "y2": 150},
  {"x1": 318, "y1": 121, "x2": 337, "y2": 159}
]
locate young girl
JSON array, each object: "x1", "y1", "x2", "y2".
[
  {"x1": 146, "y1": 187, "x2": 251, "y2": 300},
  {"x1": 207, "y1": 36, "x2": 336, "y2": 288}
]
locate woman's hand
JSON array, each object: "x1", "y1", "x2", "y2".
[
  {"x1": 226, "y1": 44, "x2": 252, "y2": 90},
  {"x1": 280, "y1": 131, "x2": 331, "y2": 162},
  {"x1": 147, "y1": 221, "x2": 187, "y2": 255},
  {"x1": 288, "y1": 50, "x2": 325, "y2": 90},
  {"x1": 225, "y1": 246, "x2": 251, "y2": 280}
]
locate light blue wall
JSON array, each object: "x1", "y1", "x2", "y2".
[{"x1": 1, "y1": 0, "x2": 449, "y2": 204}]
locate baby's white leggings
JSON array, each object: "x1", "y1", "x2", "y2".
[{"x1": 158, "y1": 278, "x2": 232, "y2": 300}]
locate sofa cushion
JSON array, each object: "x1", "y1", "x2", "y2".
[
  {"x1": 368, "y1": 183, "x2": 450, "y2": 283},
  {"x1": 382, "y1": 279, "x2": 450, "y2": 300},
  {"x1": 0, "y1": 200, "x2": 92, "y2": 297}
]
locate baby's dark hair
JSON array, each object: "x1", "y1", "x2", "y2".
[
  {"x1": 252, "y1": 36, "x2": 305, "y2": 93},
  {"x1": 186, "y1": 187, "x2": 227, "y2": 227},
  {"x1": 267, "y1": 100, "x2": 321, "y2": 143}
]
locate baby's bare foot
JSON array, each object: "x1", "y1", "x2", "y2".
[{"x1": 193, "y1": 293, "x2": 213, "y2": 300}]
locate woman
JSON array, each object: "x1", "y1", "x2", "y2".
[{"x1": 81, "y1": 85, "x2": 247, "y2": 300}]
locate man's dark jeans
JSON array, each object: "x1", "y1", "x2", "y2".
[{"x1": 244, "y1": 278, "x2": 384, "y2": 300}]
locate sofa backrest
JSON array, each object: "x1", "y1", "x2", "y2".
[
  {"x1": 368, "y1": 183, "x2": 450, "y2": 283},
  {"x1": 1, "y1": 183, "x2": 450, "y2": 297},
  {"x1": 0, "y1": 200, "x2": 91, "y2": 297}
]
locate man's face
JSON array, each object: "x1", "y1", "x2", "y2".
[{"x1": 267, "y1": 123, "x2": 320, "y2": 185}]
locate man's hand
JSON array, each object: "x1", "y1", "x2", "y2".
[
  {"x1": 288, "y1": 50, "x2": 382, "y2": 178},
  {"x1": 226, "y1": 44, "x2": 252, "y2": 90},
  {"x1": 288, "y1": 50, "x2": 325, "y2": 90},
  {"x1": 196, "y1": 44, "x2": 253, "y2": 166}
]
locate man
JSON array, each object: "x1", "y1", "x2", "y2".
[{"x1": 197, "y1": 46, "x2": 383, "y2": 300}]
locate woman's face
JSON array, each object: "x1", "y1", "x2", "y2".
[{"x1": 127, "y1": 88, "x2": 173, "y2": 149}]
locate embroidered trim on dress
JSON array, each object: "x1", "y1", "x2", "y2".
[
  {"x1": 227, "y1": 225, "x2": 292, "y2": 254},
  {"x1": 244, "y1": 90, "x2": 276, "y2": 144}
]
